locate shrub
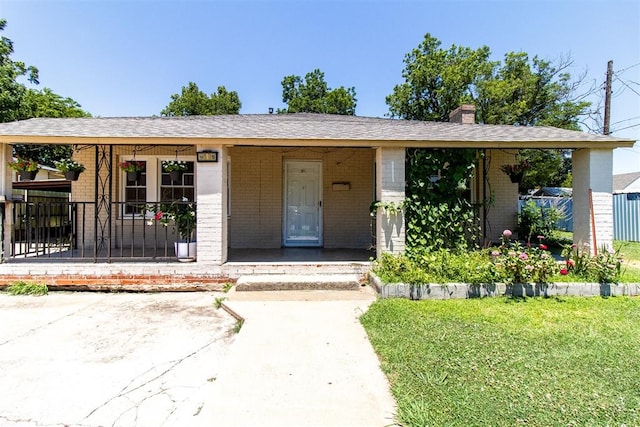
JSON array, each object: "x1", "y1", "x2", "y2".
[
  {"x1": 372, "y1": 250, "x2": 496, "y2": 285},
  {"x1": 518, "y1": 200, "x2": 564, "y2": 243},
  {"x1": 561, "y1": 243, "x2": 622, "y2": 283},
  {"x1": 490, "y1": 230, "x2": 558, "y2": 284}
]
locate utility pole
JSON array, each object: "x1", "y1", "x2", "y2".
[{"x1": 603, "y1": 60, "x2": 613, "y2": 135}]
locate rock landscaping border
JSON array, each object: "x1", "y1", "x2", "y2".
[{"x1": 369, "y1": 272, "x2": 640, "y2": 299}]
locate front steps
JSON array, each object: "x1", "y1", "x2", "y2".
[{"x1": 235, "y1": 274, "x2": 362, "y2": 292}]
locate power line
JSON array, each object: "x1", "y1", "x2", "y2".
[
  {"x1": 614, "y1": 76, "x2": 640, "y2": 98},
  {"x1": 612, "y1": 122, "x2": 640, "y2": 132},
  {"x1": 614, "y1": 62, "x2": 640, "y2": 75},
  {"x1": 611, "y1": 116, "x2": 640, "y2": 126}
]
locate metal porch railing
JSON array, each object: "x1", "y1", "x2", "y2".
[{"x1": 6, "y1": 201, "x2": 196, "y2": 262}]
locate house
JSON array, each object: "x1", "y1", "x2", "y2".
[
  {"x1": 613, "y1": 172, "x2": 640, "y2": 194},
  {"x1": 613, "y1": 172, "x2": 640, "y2": 242},
  {"x1": 0, "y1": 106, "x2": 635, "y2": 286}
]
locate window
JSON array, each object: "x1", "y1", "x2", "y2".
[
  {"x1": 123, "y1": 161, "x2": 147, "y2": 215},
  {"x1": 120, "y1": 157, "x2": 195, "y2": 217},
  {"x1": 160, "y1": 161, "x2": 195, "y2": 202}
]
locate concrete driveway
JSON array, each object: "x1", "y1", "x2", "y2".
[{"x1": 0, "y1": 292, "x2": 236, "y2": 427}]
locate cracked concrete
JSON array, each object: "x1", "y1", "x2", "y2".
[{"x1": 0, "y1": 292, "x2": 236, "y2": 427}]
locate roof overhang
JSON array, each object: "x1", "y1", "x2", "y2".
[
  {"x1": 0, "y1": 135, "x2": 633, "y2": 150},
  {"x1": 0, "y1": 114, "x2": 635, "y2": 150}
]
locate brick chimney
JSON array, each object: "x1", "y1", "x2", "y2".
[{"x1": 449, "y1": 104, "x2": 476, "y2": 124}]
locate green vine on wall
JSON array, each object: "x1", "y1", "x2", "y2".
[
  {"x1": 404, "y1": 148, "x2": 483, "y2": 254},
  {"x1": 369, "y1": 200, "x2": 405, "y2": 216}
]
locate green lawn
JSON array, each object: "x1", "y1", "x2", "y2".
[
  {"x1": 361, "y1": 297, "x2": 640, "y2": 426},
  {"x1": 617, "y1": 240, "x2": 640, "y2": 263}
]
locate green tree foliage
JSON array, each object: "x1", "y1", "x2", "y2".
[
  {"x1": 387, "y1": 34, "x2": 590, "y2": 251},
  {"x1": 21, "y1": 88, "x2": 90, "y2": 119},
  {"x1": 13, "y1": 89, "x2": 90, "y2": 164},
  {"x1": 0, "y1": 19, "x2": 39, "y2": 123},
  {"x1": 387, "y1": 33, "x2": 590, "y2": 193},
  {"x1": 387, "y1": 34, "x2": 589, "y2": 129},
  {"x1": 1, "y1": 19, "x2": 91, "y2": 166},
  {"x1": 161, "y1": 82, "x2": 241, "y2": 116},
  {"x1": 387, "y1": 34, "x2": 492, "y2": 122},
  {"x1": 278, "y1": 69, "x2": 356, "y2": 115}
]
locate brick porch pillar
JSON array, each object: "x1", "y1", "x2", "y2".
[
  {"x1": 572, "y1": 148, "x2": 614, "y2": 252},
  {"x1": 1, "y1": 143, "x2": 13, "y2": 260},
  {"x1": 375, "y1": 147, "x2": 406, "y2": 258},
  {"x1": 195, "y1": 145, "x2": 228, "y2": 264}
]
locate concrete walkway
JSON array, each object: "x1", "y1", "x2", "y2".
[{"x1": 199, "y1": 286, "x2": 398, "y2": 427}]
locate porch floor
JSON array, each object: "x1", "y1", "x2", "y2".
[{"x1": 227, "y1": 247, "x2": 375, "y2": 263}]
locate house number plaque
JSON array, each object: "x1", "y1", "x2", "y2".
[{"x1": 197, "y1": 150, "x2": 219, "y2": 162}]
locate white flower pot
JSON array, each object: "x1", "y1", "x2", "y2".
[{"x1": 175, "y1": 242, "x2": 197, "y2": 262}]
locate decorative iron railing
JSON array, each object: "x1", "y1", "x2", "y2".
[{"x1": 6, "y1": 201, "x2": 196, "y2": 262}]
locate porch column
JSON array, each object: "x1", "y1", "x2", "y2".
[
  {"x1": 1, "y1": 143, "x2": 13, "y2": 260},
  {"x1": 375, "y1": 147, "x2": 406, "y2": 258},
  {"x1": 572, "y1": 148, "x2": 614, "y2": 252},
  {"x1": 195, "y1": 145, "x2": 227, "y2": 264}
]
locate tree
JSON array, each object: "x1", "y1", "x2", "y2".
[
  {"x1": 386, "y1": 33, "x2": 590, "y2": 192},
  {"x1": 21, "y1": 88, "x2": 90, "y2": 119},
  {"x1": 386, "y1": 34, "x2": 492, "y2": 122},
  {"x1": 1, "y1": 19, "x2": 91, "y2": 166},
  {"x1": 278, "y1": 69, "x2": 357, "y2": 115},
  {"x1": 161, "y1": 82, "x2": 241, "y2": 116},
  {"x1": 0, "y1": 19, "x2": 39, "y2": 123}
]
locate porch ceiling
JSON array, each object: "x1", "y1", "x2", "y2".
[{"x1": 0, "y1": 113, "x2": 635, "y2": 149}]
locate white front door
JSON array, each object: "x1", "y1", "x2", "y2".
[{"x1": 284, "y1": 160, "x2": 322, "y2": 247}]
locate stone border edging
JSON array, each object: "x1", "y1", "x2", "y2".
[{"x1": 369, "y1": 272, "x2": 640, "y2": 299}]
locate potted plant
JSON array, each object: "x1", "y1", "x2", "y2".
[
  {"x1": 161, "y1": 160, "x2": 188, "y2": 183},
  {"x1": 145, "y1": 197, "x2": 197, "y2": 261},
  {"x1": 119, "y1": 160, "x2": 145, "y2": 182},
  {"x1": 500, "y1": 158, "x2": 530, "y2": 183},
  {"x1": 8, "y1": 157, "x2": 39, "y2": 180},
  {"x1": 55, "y1": 158, "x2": 86, "y2": 181}
]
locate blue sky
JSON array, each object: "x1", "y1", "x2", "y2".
[{"x1": 2, "y1": 0, "x2": 639, "y2": 173}]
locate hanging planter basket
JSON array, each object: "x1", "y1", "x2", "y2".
[
  {"x1": 18, "y1": 170, "x2": 38, "y2": 181},
  {"x1": 126, "y1": 171, "x2": 141, "y2": 183},
  {"x1": 169, "y1": 170, "x2": 183, "y2": 183},
  {"x1": 509, "y1": 172, "x2": 524, "y2": 184},
  {"x1": 64, "y1": 170, "x2": 82, "y2": 181}
]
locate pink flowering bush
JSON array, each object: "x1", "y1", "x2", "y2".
[{"x1": 490, "y1": 230, "x2": 558, "y2": 284}]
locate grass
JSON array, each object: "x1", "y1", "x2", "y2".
[
  {"x1": 5, "y1": 281, "x2": 48, "y2": 296},
  {"x1": 361, "y1": 297, "x2": 640, "y2": 426},
  {"x1": 616, "y1": 240, "x2": 640, "y2": 263}
]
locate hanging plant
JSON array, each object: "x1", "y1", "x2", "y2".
[
  {"x1": 55, "y1": 158, "x2": 86, "y2": 181},
  {"x1": 8, "y1": 157, "x2": 39, "y2": 172},
  {"x1": 161, "y1": 160, "x2": 187, "y2": 172},
  {"x1": 118, "y1": 160, "x2": 145, "y2": 172},
  {"x1": 500, "y1": 159, "x2": 530, "y2": 183}
]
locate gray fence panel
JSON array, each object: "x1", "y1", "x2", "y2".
[
  {"x1": 613, "y1": 193, "x2": 640, "y2": 242},
  {"x1": 518, "y1": 197, "x2": 573, "y2": 232}
]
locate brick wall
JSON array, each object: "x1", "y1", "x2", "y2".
[
  {"x1": 573, "y1": 148, "x2": 614, "y2": 251},
  {"x1": 376, "y1": 147, "x2": 405, "y2": 257},
  {"x1": 228, "y1": 147, "x2": 374, "y2": 249},
  {"x1": 70, "y1": 146, "x2": 197, "y2": 248},
  {"x1": 483, "y1": 149, "x2": 519, "y2": 242}
]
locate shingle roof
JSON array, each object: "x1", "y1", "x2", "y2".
[
  {"x1": 613, "y1": 172, "x2": 640, "y2": 192},
  {"x1": 0, "y1": 114, "x2": 635, "y2": 148}
]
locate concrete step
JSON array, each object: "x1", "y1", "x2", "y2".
[{"x1": 235, "y1": 274, "x2": 362, "y2": 292}]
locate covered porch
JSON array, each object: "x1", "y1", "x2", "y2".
[{"x1": 0, "y1": 113, "x2": 635, "y2": 284}]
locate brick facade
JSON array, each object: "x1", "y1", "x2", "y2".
[
  {"x1": 375, "y1": 147, "x2": 405, "y2": 257},
  {"x1": 228, "y1": 146, "x2": 374, "y2": 249},
  {"x1": 573, "y1": 148, "x2": 614, "y2": 251},
  {"x1": 482, "y1": 149, "x2": 519, "y2": 242}
]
